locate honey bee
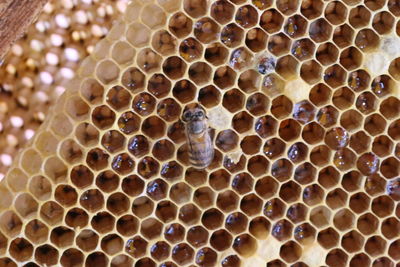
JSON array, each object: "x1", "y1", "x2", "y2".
[{"x1": 182, "y1": 106, "x2": 214, "y2": 169}]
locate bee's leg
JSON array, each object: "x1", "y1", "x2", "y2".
[{"x1": 208, "y1": 127, "x2": 216, "y2": 141}]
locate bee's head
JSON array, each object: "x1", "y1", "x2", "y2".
[{"x1": 182, "y1": 107, "x2": 206, "y2": 122}]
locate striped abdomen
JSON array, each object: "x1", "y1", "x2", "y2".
[{"x1": 187, "y1": 130, "x2": 214, "y2": 169}]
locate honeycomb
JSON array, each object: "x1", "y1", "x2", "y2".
[
  {"x1": 1, "y1": 0, "x2": 400, "y2": 266},
  {"x1": 0, "y1": 0, "x2": 129, "y2": 178}
]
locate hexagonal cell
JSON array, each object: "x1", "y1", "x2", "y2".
[
  {"x1": 161, "y1": 162, "x2": 183, "y2": 182},
  {"x1": 309, "y1": 83, "x2": 331, "y2": 107},
  {"x1": 40, "y1": 201, "x2": 64, "y2": 226},
  {"x1": 316, "y1": 42, "x2": 339, "y2": 66},
  {"x1": 125, "y1": 236, "x2": 148, "y2": 258},
  {"x1": 286, "y1": 142, "x2": 307, "y2": 164},
  {"x1": 216, "y1": 130, "x2": 239, "y2": 152},
  {"x1": 356, "y1": 152, "x2": 380, "y2": 176},
  {"x1": 164, "y1": 223, "x2": 185, "y2": 244},
  {"x1": 372, "y1": 11, "x2": 395, "y2": 35},
  {"x1": 60, "y1": 248, "x2": 84, "y2": 267},
  {"x1": 380, "y1": 217, "x2": 400, "y2": 239},
  {"x1": 380, "y1": 157, "x2": 400, "y2": 178},
  {"x1": 389, "y1": 57, "x2": 400, "y2": 81},
  {"x1": 261, "y1": 73, "x2": 286, "y2": 97},
  {"x1": 388, "y1": 119, "x2": 400, "y2": 140},
  {"x1": 301, "y1": 0, "x2": 324, "y2": 19},
  {"x1": 95, "y1": 171, "x2": 119, "y2": 193},
  {"x1": 186, "y1": 225, "x2": 208, "y2": 248},
  {"x1": 204, "y1": 43, "x2": 229, "y2": 66},
  {"x1": 372, "y1": 75, "x2": 394, "y2": 98},
  {"x1": 230, "y1": 47, "x2": 254, "y2": 71},
  {"x1": 349, "y1": 5, "x2": 371, "y2": 28},
  {"x1": 284, "y1": 15, "x2": 308, "y2": 38},
  {"x1": 263, "y1": 197, "x2": 285, "y2": 220},
  {"x1": 263, "y1": 138, "x2": 286, "y2": 160},
  {"x1": 187, "y1": 63, "x2": 212, "y2": 86},
  {"x1": 240, "y1": 193, "x2": 263, "y2": 216},
  {"x1": 116, "y1": 215, "x2": 139, "y2": 237},
  {"x1": 318, "y1": 227, "x2": 340, "y2": 249},
  {"x1": 9, "y1": 238, "x2": 33, "y2": 262},
  {"x1": 272, "y1": 219, "x2": 293, "y2": 241},
  {"x1": 210, "y1": 0, "x2": 235, "y2": 24},
  {"x1": 92, "y1": 105, "x2": 116, "y2": 130},
  {"x1": 325, "y1": 1, "x2": 347, "y2": 25},
  {"x1": 210, "y1": 229, "x2": 233, "y2": 252},
  {"x1": 169, "y1": 12, "x2": 193, "y2": 39},
  {"x1": 146, "y1": 74, "x2": 172, "y2": 99},
  {"x1": 349, "y1": 131, "x2": 370, "y2": 154},
  {"x1": 286, "y1": 203, "x2": 307, "y2": 224},
  {"x1": 310, "y1": 206, "x2": 331, "y2": 228},
  {"x1": 279, "y1": 181, "x2": 301, "y2": 203},
  {"x1": 354, "y1": 29, "x2": 380, "y2": 52},
  {"x1": 232, "y1": 233, "x2": 258, "y2": 258},
  {"x1": 300, "y1": 60, "x2": 322, "y2": 84},
  {"x1": 50, "y1": 226, "x2": 75, "y2": 248},
  {"x1": 150, "y1": 241, "x2": 171, "y2": 262},
  {"x1": 310, "y1": 145, "x2": 331, "y2": 167},
  {"x1": 324, "y1": 64, "x2": 347, "y2": 88},
  {"x1": 333, "y1": 208, "x2": 355, "y2": 232},
  {"x1": 183, "y1": 0, "x2": 207, "y2": 18},
  {"x1": 195, "y1": 247, "x2": 217, "y2": 267},
  {"x1": 91, "y1": 211, "x2": 115, "y2": 234},
  {"x1": 136, "y1": 48, "x2": 162, "y2": 73},
  {"x1": 213, "y1": 66, "x2": 236, "y2": 89},
  {"x1": 80, "y1": 189, "x2": 104, "y2": 213},
  {"x1": 24, "y1": 219, "x2": 48, "y2": 245},
  {"x1": 341, "y1": 170, "x2": 362, "y2": 192},
  {"x1": 225, "y1": 212, "x2": 248, "y2": 235},
  {"x1": 364, "y1": 236, "x2": 387, "y2": 257},
  {"x1": 245, "y1": 28, "x2": 268, "y2": 52},
  {"x1": 194, "y1": 17, "x2": 220, "y2": 44},
  {"x1": 388, "y1": 239, "x2": 400, "y2": 261},
  {"x1": 179, "y1": 204, "x2": 201, "y2": 225},
  {"x1": 340, "y1": 109, "x2": 363, "y2": 132},
  {"x1": 65, "y1": 207, "x2": 89, "y2": 229},
  {"x1": 96, "y1": 60, "x2": 120, "y2": 84},
  {"x1": 268, "y1": 33, "x2": 292, "y2": 57},
  {"x1": 333, "y1": 24, "x2": 355, "y2": 48},
  {"x1": 260, "y1": 9, "x2": 284, "y2": 34},
  {"x1": 325, "y1": 249, "x2": 348, "y2": 267},
  {"x1": 380, "y1": 96, "x2": 400, "y2": 119},
  {"x1": 303, "y1": 184, "x2": 325, "y2": 206},
  {"x1": 248, "y1": 216, "x2": 270, "y2": 240},
  {"x1": 238, "y1": 69, "x2": 261, "y2": 93},
  {"x1": 101, "y1": 130, "x2": 126, "y2": 154},
  {"x1": 318, "y1": 166, "x2": 340, "y2": 189},
  {"x1": 316, "y1": 105, "x2": 338, "y2": 128},
  {"x1": 355, "y1": 92, "x2": 377, "y2": 115},
  {"x1": 309, "y1": 18, "x2": 333, "y2": 43},
  {"x1": 80, "y1": 78, "x2": 104, "y2": 105},
  {"x1": 151, "y1": 30, "x2": 177, "y2": 57},
  {"x1": 294, "y1": 223, "x2": 316, "y2": 246},
  {"x1": 76, "y1": 230, "x2": 99, "y2": 252},
  {"x1": 291, "y1": 38, "x2": 316, "y2": 61},
  {"x1": 326, "y1": 188, "x2": 348, "y2": 210},
  {"x1": 349, "y1": 192, "x2": 371, "y2": 214},
  {"x1": 349, "y1": 69, "x2": 371, "y2": 92},
  {"x1": 75, "y1": 122, "x2": 99, "y2": 147},
  {"x1": 35, "y1": 244, "x2": 59, "y2": 266},
  {"x1": 365, "y1": 174, "x2": 386, "y2": 197},
  {"x1": 302, "y1": 122, "x2": 325, "y2": 144},
  {"x1": 340, "y1": 47, "x2": 363, "y2": 70},
  {"x1": 349, "y1": 253, "x2": 371, "y2": 267},
  {"x1": 162, "y1": 56, "x2": 187, "y2": 80},
  {"x1": 126, "y1": 20, "x2": 150, "y2": 45},
  {"x1": 266, "y1": 259, "x2": 286, "y2": 267}
]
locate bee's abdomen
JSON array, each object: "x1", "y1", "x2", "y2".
[{"x1": 188, "y1": 136, "x2": 214, "y2": 169}]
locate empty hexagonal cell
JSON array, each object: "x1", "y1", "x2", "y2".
[
  {"x1": 388, "y1": 119, "x2": 400, "y2": 140},
  {"x1": 326, "y1": 188, "x2": 348, "y2": 210},
  {"x1": 210, "y1": 0, "x2": 235, "y2": 24},
  {"x1": 300, "y1": 60, "x2": 322, "y2": 84},
  {"x1": 80, "y1": 189, "x2": 104, "y2": 213},
  {"x1": 318, "y1": 166, "x2": 340, "y2": 189},
  {"x1": 136, "y1": 48, "x2": 162, "y2": 73},
  {"x1": 325, "y1": 248, "x2": 348, "y2": 267},
  {"x1": 317, "y1": 227, "x2": 340, "y2": 249},
  {"x1": 340, "y1": 109, "x2": 363, "y2": 132},
  {"x1": 365, "y1": 174, "x2": 386, "y2": 197},
  {"x1": 315, "y1": 42, "x2": 339, "y2": 66},
  {"x1": 309, "y1": 18, "x2": 333, "y2": 43},
  {"x1": 355, "y1": 28, "x2": 380, "y2": 52},
  {"x1": 349, "y1": 253, "x2": 371, "y2": 267},
  {"x1": 333, "y1": 208, "x2": 355, "y2": 231},
  {"x1": 76, "y1": 230, "x2": 99, "y2": 252},
  {"x1": 96, "y1": 60, "x2": 120, "y2": 85},
  {"x1": 40, "y1": 201, "x2": 64, "y2": 226},
  {"x1": 279, "y1": 119, "x2": 301, "y2": 141},
  {"x1": 380, "y1": 217, "x2": 400, "y2": 239},
  {"x1": 340, "y1": 47, "x2": 363, "y2": 71},
  {"x1": 60, "y1": 248, "x2": 84, "y2": 267},
  {"x1": 54, "y1": 184, "x2": 78, "y2": 207},
  {"x1": 179, "y1": 204, "x2": 201, "y2": 225},
  {"x1": 341, "y1": 170, "x2": 362, "y2": 192},
  {"x1": 126, "y1": 22, "x2": 150, "y2": 47},
  {"x1": 349, "y1": 131, "x2": 370, "y2": 154},
  {"x1": 24, "y1": 219, "x2": 48, "y2": 244},
  {"x1": 65, "y1": 207, "x2": 89, "y2": 229},
  {"x1": 279, "y1": 181, "x2": 301, "y2": 203},
  {"x1": 210, "y1": 229, "x2": 232, "y2": 251},
  {"x1": 380, "y1": 96, "x2": 400, "y2": 119},
  {"x1": 29, "y1": 175, "x2": 52, "y2": 201},
  {"x1": 332, "y1": 87, "x2": 353, "y2": 110},
  {"x1": 183, "y1": 0, "x2": 207, "y2": 18},
  {"x1": 150, "y1": 241, "x2": 171, "y2": 262},
  {"x1": 372, "y1": 11, "x2": 395, "y2": 34},
  {"x1": 195, "y1": 247, "x2": 217, "y2": 267},
  {"x1": 204, "y1": 43, "x2": 229, "y2": 66},
  {"x1": 80, "y1": 78, "x2": 104, "y2": 104},
  {"x1": 240, "y1": 193, "x2": 263, "y2": 216},
  {"x1": 301, "y1": 0, "x2": 323, "y2": 19},
  {"x1": 303, "y1": 184, "x2": 324, "y2": 206},
  {"x1": 194, "y1": 17, "x2": 220, "y2": 44},
  {"x1": 381, "y1": 157, "x2": 400, "y2": 178},
  {"x1": 324, "y1": 64, "x2": 347, "y2": 88},
  {"x1": 225, "y1": 212, "x2": 248, "y2": 235},
  {"x1": 364, "y1": 236, "x2": 387, "y2": 257},
  {"x1": 310, "y1": 206, "x2": 331, "y2": 229},
  {"x1": 333, "y1": 24, "x2": 355, "y2": 48},
  {"x1": 91, "y1": 105, "x2": 116, "y2": 130},
  {"x1": 232, "y1": 233, "x2": 258, "y2": 258},
  {"x1": 262, "y1": 73, "x2": 286, "y2": 97},
  {"x1": 75, "y1": 122, "x2": 99, "y2": 147},
  {"x1": 9, "y1": 238, "x2": 33, "y2": 262},
  {"x1": 162, "y1": 56, "x2": 187, "y2": 80},
  {"x1": 268, "y1": 33, "x2": 292, "y2": 57},
  {"x1": 349, "y1": 5, "x2": 371, "y2": 28},
  {"x1": 349, "y1": 192, "x2": 370, "y2": 214},
  {"x1": 216, "y1": 130, "x2": 239, "y2": 152},
  {"x1": 188, "y1": 62, "x2": 212, "y2": 86},
  {"x1": 388, "y1": 239, "x2": 400, "y2": 261},
  {"x1": 116, "y1": 215, "x2": 139, "y2": 237},
  {"x1": 308, "y1": 84, "x2": 331, "y2": 108},
  {"x1": 186, "y1": 225, "x2": 208, "y2": 248},
  {"x1": 310, "y1": 145, "x2": 331, "y2": 167},
  {"x1": 35, "y1": 244, "x2": 59, "y2": 266},
  {"x1": 50, "y1": 226, "x2": 75, "y2": 248},
  {"x1": 325, "y1": 1, "x2": 347, "y2": 25},
  {"x1": 164, "y1": 223, "x2": 185, "y2": 244},
  {"x1": 151, "y1": 30, "x2": 177, "y2": 56}
]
